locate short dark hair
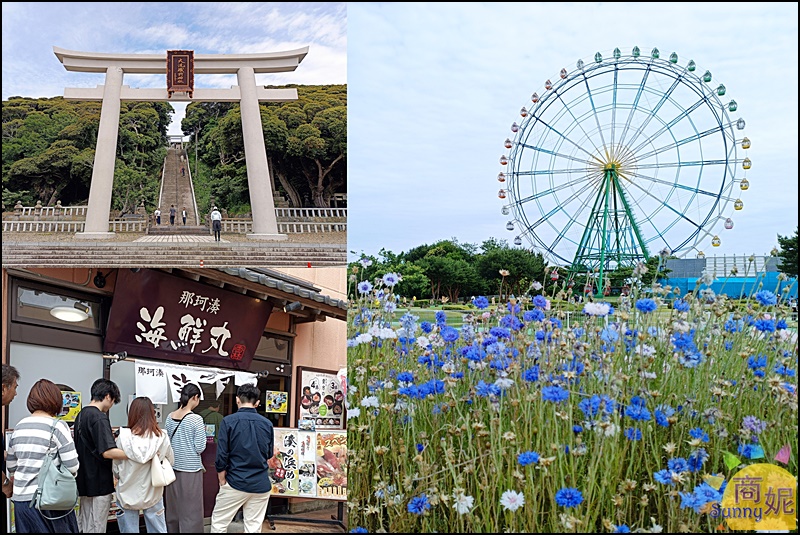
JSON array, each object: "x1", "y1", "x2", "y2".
[
  {"x1": 237, "y1": 384, "x2": 260, "y2": 404},
  {"x1": 2, "y1": 364, "x2": 20, "y2": 387},
  {"x1": 26, "y1": 379, "x2": 62, "y2": 415},
  {"x1": 179, "y1": 383, "x2": 202, "y2": 408},
  {"x1": 90, "y1": 378, "x2": 121, "y2": 404}
]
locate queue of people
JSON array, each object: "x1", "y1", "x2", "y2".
[{"x1": 2, "y1": 364, "x2": 276, "y2": 533}]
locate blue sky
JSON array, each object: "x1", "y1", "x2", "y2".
[
  {"x1": 347, "y1": 3, "x2": 798, "y2": 264},
  {"x1": 2, "y1": 2, "x2": 346, "y2": 136}
]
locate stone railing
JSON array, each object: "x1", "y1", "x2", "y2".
[{"x1": 4, "y1": 203, "x2": 346, "y2": 234}]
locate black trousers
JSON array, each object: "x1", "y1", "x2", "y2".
[{"x1": 213, "y1": 220, "x2": 221, "y2": 241}]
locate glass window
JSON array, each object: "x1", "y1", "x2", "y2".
[{"x1": 14, "y1": 283, "x2": 103, "y2": 334}]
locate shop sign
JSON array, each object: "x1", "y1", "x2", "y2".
[
  {"x1": 269, "y1": 428, "x2": 346, "y2": 501},
  {"x1": 166, "y1": 49, "x2": 194, "y2": 97},
  {"x1": 105, "y1": 269, "x2": 272, "y2": 369},
  {"x1": 296, "y1": 367, "x2": 345, "y2": 429}
]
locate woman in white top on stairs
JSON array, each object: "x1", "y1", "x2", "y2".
[{"x1": 113, "y1": 397, "x2": 173, "y2": 533}]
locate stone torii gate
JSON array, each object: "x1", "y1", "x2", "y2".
[{"x1": 54, "y1": 46, "x2": 309, "y2": 240}]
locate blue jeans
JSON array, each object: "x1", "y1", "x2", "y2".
[{"x1": 115, "y1": 498, "x2": 167, "y2": 533}]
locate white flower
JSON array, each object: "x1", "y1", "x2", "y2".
[
  {"x1": 699, "y1": 268, "x2": 716, "y2": 286},
  {"x1": 495, "y1": 377, "x2": 515, "y2": 390},
  {"x1": 531, "y1": 281, "x2": 543, "y2": 291},
  {"x1": 356, "y1": 333, "x2": 373, "y2": 345},
  {"x1": 347, "y1": 407, "x2": 361, "y2": 420},
  {"x1": 360, "y1": 396, "x2": 379, "y2": 408},
  {"x1": 416, "y1": 336, "x2": 430, "y2": 348},
  {"x1": 583, "y1": 302, "x2": 611, "y2": 316},
  {"x1": 635, "y1": 344, "x2": 656, "y2": 357},
  {"x1": 451, "y1": 492, "x2": 474, "y2": 515},
  {"x1": 500, "y1": 489, "x2": 525, "y2": 511}
]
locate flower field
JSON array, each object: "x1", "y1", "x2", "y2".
[{"x1": 346, "y1": 269, "x2": 798, "y2": 533}]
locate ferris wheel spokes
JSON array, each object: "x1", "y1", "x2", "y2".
[
  {"x1": 624, "y1": 170, "x2": 724, "y2": 199},
  {"x1": 516, "y1": 142, "x2": 598, "y2": 167},
  {"x1": 634, "y1": 123, "x2": 731, "y2": 162},
  {"x1": 525, "y1": 114, "x2": 604, "y2": 163},
  {"x1": 514, "y1": 174, "x2": 599, "y2": 205},
  {"x1": 552, "y1": 86, "x2": 607, "y2": 158}
]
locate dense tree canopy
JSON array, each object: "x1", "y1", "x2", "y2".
[
  {"x1": 183, "y1": 84, "x2": 346, "y2": 213},
  {"x1": 3, "y1": 96, "x2": 170, "y2": 213}
]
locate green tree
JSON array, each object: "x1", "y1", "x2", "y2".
[
  {"x1": 476, "y1": 242, "x2": 547, "y2": 297},
  {"x1": 776, "y1": 227, "x2": 798, "y2": 278}
]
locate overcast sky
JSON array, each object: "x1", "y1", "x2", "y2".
[
  {"x1": 2, "y1": 2, "x2": 346, "y2": 136},
  {"x1": 347, "y1": 2, "x2": 798, "y2": 264}
]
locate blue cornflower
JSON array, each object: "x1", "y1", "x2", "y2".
[
  {"x1": 489, "y1": 357, "x2": 511, "y2": 371},
  {"x1": 550, "y1": 317, "x2": 563, "y2": 329},
  {"x1": 507, "y1": 301, "x2": 521, "y2": 314},
  {"x1": 678, "y1": 352, "x2": 703, "y2": 369},
  {"x1": 754, "y1": 318, "x2": 776, "y2": 332},
  {"x1": 407, "y1": 494, "x2": 431, "y2": 515},
  {"x1": 475, "y1": 380, "x2": 501, "y2": 398},
  {"x1": 490, "y1": 326, "x2": 511, "y2": 339},
  {"x1": 613, "y1": 525, "x2": 631, "y2": 533},
  {"x1": 535, "y1": 330, "x2": 546, "y2": 342},
  {"x1": 473, "y1": 296, "x2": 489, "y2": 309},
  {"x1": 382, "y1": 272, "x2": 400, "y2": 287},
  {"x1": 399, "y1": 313, "x2": 418, "y2": 332},
  {"x1": 357, "y1": 281, "x2": 373, "y2": 294},
  {"x1": 440, "y1": 326, "x2": 460, "y2": 342},
  {"x1": 774, "y1": 363, "x2": 796, "y2": 377},
  {"x1": 554, "y1": 487, "x2": 583, "y2": 508},
  {"x1": 679, "y1": 490, "x2": 705, "y2": 513},
  {"x1": 747, "y1": 354, "x2": 767, "y2": 373},
  {"x1": 450, "y1": 371, "x2": 464, "y2": 379},
  {"x1": 653, "y1": 469, "x2": 675, "y2": 486},
  {"x1": 671, "y1": 330, "x2": 698, "y2": 353},
  {"x1": 724, "y1": 318, "x2": 742, "y2": 333},
  {"x1": 541, "y1": 385, "x2": 570, "y2": 403},
  {"x1": 435, "y1": 311, "x2": 447, "y2": 325},
  {"x1": 522, "y1": 366, "x2": 540, "y2": 382},
  {"x1": 573, "y1": 424, "x2": 583, "y2": 434},
  {"x1": 416, "y1": 443, "x2": 425, "y2": 453},
  {"x1": 350, "y1": 528, "x2": 369, "y2": 533},
  {"x1": 397, "y1": 371, "x2": 415, "y2": 383},
  {"x1": 724, "y1": 341, "x2": 734, "y2": 351},
  {"x1": 689, "y1": 427, "x2": 709, "y2": 443},
  {"x1": 738, "y1": 443, "x2": 759, "y2": 459},
  {"x1": 667, "y1": 457, "x2": 689, "y2": 473},
  {"x1": 624, "y1": 427, "x2": 642, "y2": 441},
  {"x1": 673, "y1": 299, "x2": 690, "y2": 312},
  {"x1": 635, "y1": 298, "x2": 658, "y2": 313},
  {"x1": 776, "y1": 318, "x2": 788, "y2": 330},
  {"x1": 517, "y1": 451, "x2": 540, "y2": 466},
  {"x1": 420, "y1": 321, "x2": 433, "y2": 334},
  {"x1": 754, "y1": 290, "x2": 777, "y2": 306},
  {"x1": 500, "y1": 315, "x2": 524, "y2": 331},
  {"x1": 600, "y1": 327, "x2": 619, "y2": 344},
  {"x1": 624, "y1": 404, "x2": 651, "y2": 422},
  {"x1": 524, "y1": 309, "x2": 545, "y2": 322},
  {"x1": 533, "y1": 295, "x2": 548, "y2": 308},
  {"x1": 688, "y1": 448, "x2": 709, "y2": 472}
]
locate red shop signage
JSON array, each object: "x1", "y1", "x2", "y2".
[{"x1": 104, "y1": 269, "x2": 272, "y2": 369}]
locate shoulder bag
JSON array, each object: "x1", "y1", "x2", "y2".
[
  {"x1": 31, "y1": 419, "x2": 79, "y2": 519},
  {"x1": 151, "y1": 416, "x2": 184, "y2": 488}
]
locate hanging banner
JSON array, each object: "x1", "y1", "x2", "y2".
[
  {"x1": 165, "y1": 365, "x2": 207, "y2": 403},
  {"x1": 316, "y1": 431, "x2": 347, "y2": 500},
  {"x1": 104, "y1": 269, "x2": 273, "y2": 369},
  {"x1": 269, "y1": 429, "x2": 300, "y2": 496},
  {"x1": 134, "y1": 361, "x2": 169, "y2": 404},
  {"x1": 296, "y1": 367, "x2": 345, "y2": 429}
]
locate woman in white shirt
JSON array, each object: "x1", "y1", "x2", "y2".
[
  {"x1": 113, "y1": 397, "x2": 174, "y2": 533},
  {"x1": 7, "y1": 379, "x2": 80, "y2": 533}
]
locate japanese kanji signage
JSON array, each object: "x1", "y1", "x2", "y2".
[
  {"x1": 269, "y1": 429, "x2": 346, "y2": 501},
  {"x1": 166, "y1": 50, "x2": 194, "y2": 98},
  {"x1": 296, "y1": 367, "x2": 345, "y2": 429},
  {"x1": 104, "y1": 269, "x2": 272, "y2": 369}
]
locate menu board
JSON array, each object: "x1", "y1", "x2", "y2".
[
  {"x1": 296, "y1": 367, "x2": 345, "y2": 429},
  {"x1": 269, "y1": 428, "x2": 345, "y2": 501}
]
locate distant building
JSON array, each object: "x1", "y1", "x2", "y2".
[{"x1": 662, "y1": 255, "x2": 797, "y2": 299}]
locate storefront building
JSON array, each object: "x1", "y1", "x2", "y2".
[{"x1": 2, "y1": 266, "x2": 347, "y2": 528}]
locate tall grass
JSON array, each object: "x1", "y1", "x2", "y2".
[{"x1": 346, "y1": 270, "x2": 798, "y2": 533}]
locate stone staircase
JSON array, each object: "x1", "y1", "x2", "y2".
[
  {"x1": 157, "y1": 147, "x2": 199, "y2": 227},
  {"x1": 148, "y1": 225, "x2": 210, "y2": 236},
  {"x1": 2, "y1": 242, "x2": 347, "y2": 268}
]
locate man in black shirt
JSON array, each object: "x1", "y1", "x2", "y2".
[{"x1": 74, "y1": 378, "x2": 127, "y2": 533}]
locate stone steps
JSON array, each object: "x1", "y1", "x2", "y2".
[
  {"x1": 2, "y1": 243, "x2": 346, "y2": 268},
  {"x1": 148, "y1": 225, "x2": 210, "y2": 235}
]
